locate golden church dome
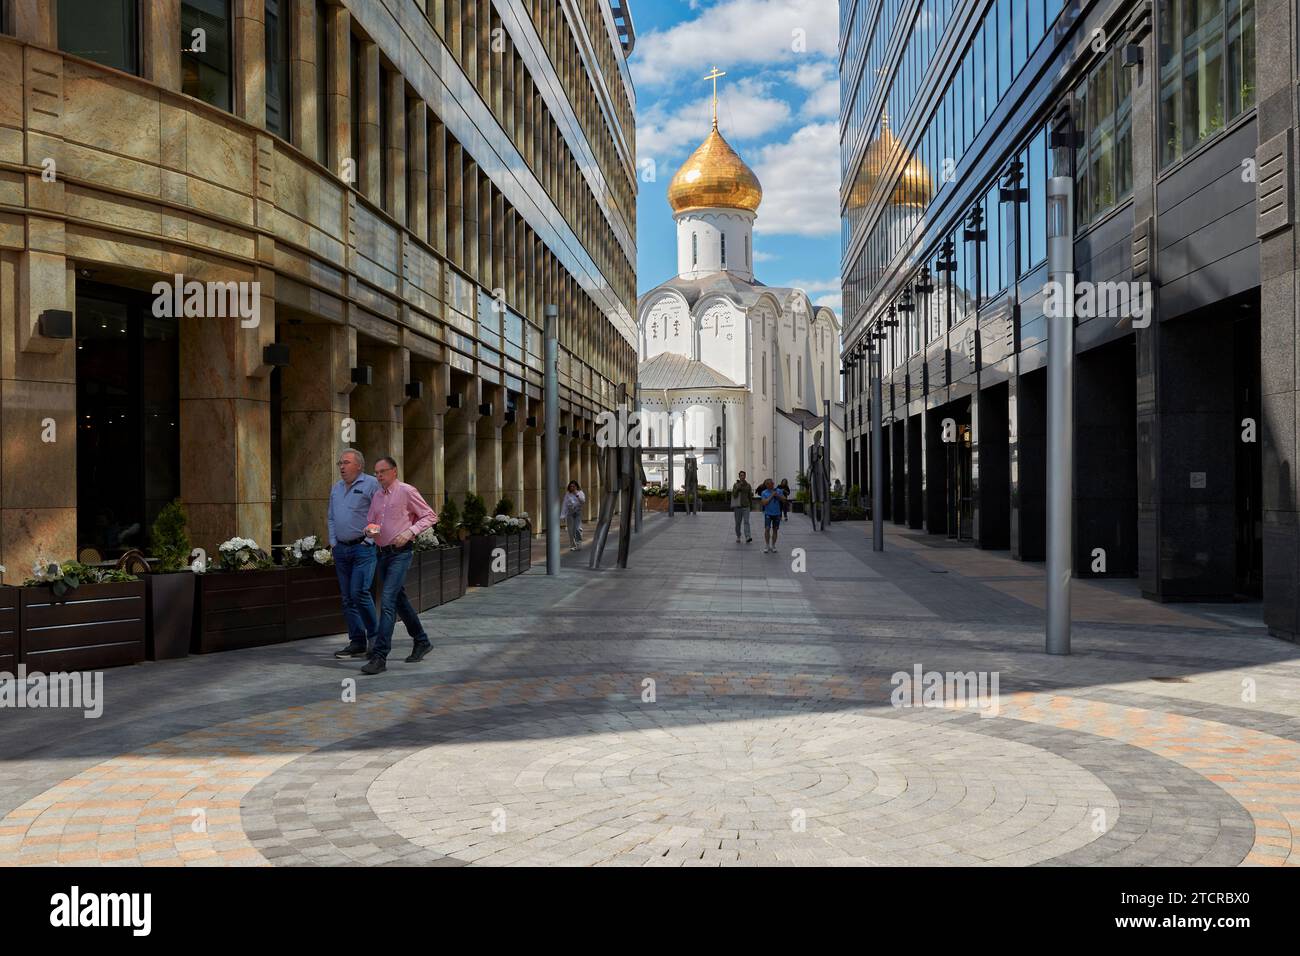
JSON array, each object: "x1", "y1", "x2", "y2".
[
  {"x1": 668, "y1": 125, "x2": 763, "y2": 215},
  {"x1": 848, "y1": 114, "x2": 933, "y2": 210}
]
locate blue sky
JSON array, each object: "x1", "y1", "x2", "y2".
[{"x1": 630, "y1": 0, "x2": 841, "y2": 314}]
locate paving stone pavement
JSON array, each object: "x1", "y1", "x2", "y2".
[{"x1": 1, "y1": 513, "x2": 1298, "y2": 866}]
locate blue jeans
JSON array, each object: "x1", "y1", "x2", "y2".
[
  {"x1": 333, "y1": 541, "x2": 377, "y2": 645},
  {"x1": 374, "y1": 546, "x2": 429, "y2": 659}
]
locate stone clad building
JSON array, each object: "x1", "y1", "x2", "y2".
[{"x1": 0, "y1": 0, "x2": 637, "y2": 574}]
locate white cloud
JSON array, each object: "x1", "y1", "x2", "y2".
[
  {"x1": 752, "y1": 249, "x2": 778, "y2": 263},
  {"x1": 631, "y1": 0, "x2": 839, "y2": 89},
  {"x1": 751, "y1": 122, "x2": 840, "y2": 237},
  {"x1": 636, "y1": 83, "x2": 791, "y2": 165}
]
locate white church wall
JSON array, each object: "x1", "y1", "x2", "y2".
[
  {"x1": 675, "y1": 208, "x2": 755, "y2": 280},
  {"x1": 697, "y1": 299, "x2": 745, "y2": 384},
  {"x1": 641, "y1": 293, "x2": 692, "y2": 360}
]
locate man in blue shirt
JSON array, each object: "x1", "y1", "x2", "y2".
[
  {"x1": 328, "y1": 448, "x2": 381, "y2": 659},
  {"x1": 760, "y1": 478, "x2": 786, "y2": 554}
]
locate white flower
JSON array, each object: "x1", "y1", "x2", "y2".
[
  {"x1": 312, "y1": 549, "x2": 332, "y2": 566},
  {"x1": 302, "y1": 535, "x2": 317, "y2": 550}
]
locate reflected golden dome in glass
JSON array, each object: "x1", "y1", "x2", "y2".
[
  {"x1": 668, "y1": 126, "x2": 763, "y2": 214},
  {"x1": 849, "y1": 114, "x2": 934, "y2": 210}
]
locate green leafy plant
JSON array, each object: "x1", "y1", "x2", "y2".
[
  {"x1": 439, "y1": 496, "x2": 461, "y2": 534},
  {"x1": 25, "y1": 559, "x2": 138, "y2": 597},
  {"x1": 848, "y1": 484, "x2": 862, "y2": 504},
  {"x1": 151, "y1": 499, "x2": 192, "y2": 573},
  {"x1": 461, "y1": 492, "x2": 488, "y2": 536},
  {"x1": 492, "y1": 497, "x2": 515, "y2": 517}
]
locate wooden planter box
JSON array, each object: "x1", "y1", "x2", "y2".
[
  {"x1": 145, "y1": 572, "x2": 196, "y2": 661},
  {"x1": 21, "y1": 580, "x2": 146, "y2": 671},
  {"x1": 416, "y1": 549, "x2": 442, "y2": 613},
  {"x1": 644, "y1": 495, "x2": 669, "y2": 512},
  {"x1": 0, "y1": 586, "x2": 20, "y2": 670},
  {"x1": 505, "y1": 531, "x2": 521, "y2": 577},
  {"x1": 286, "y1": 564, "x2": 347, "y2": 640},
  {"x1": 467, "y1": 534, "x2": 510, "y2": 587},
  {"x1": 516, "y1": 529, "x2": 532, "y2": 574},
  {"x1": 441, "y1": 545, "x2": 465, "y2": 601},
  {"x1": 195, "y1": 568, "x2": 287, "y2": 654}
]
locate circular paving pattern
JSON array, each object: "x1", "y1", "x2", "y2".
[{"x1": 366, "y1": 707, "x2": 1118, "y2": 866}]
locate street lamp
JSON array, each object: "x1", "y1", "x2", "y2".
[{"x1": 1044, "y1": 106, "x2": 1080, "y2": 655}]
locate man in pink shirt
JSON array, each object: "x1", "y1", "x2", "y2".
[{"x1": 360, "y1": 456, "x2": 437, "y2": 674}]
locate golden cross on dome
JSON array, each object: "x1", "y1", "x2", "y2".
[{"x1": 704, "y1": 66, "x2": 726, "y2": 129}]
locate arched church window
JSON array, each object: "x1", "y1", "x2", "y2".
[
  {"x1": 762, "y1": 436, "x2": 767, "y2": 465},
  {"x1": 797, "y1": 357, "x2": 802, "y2": 398},
  {"x1": 721, "y1": 233, "x2": 727, "y2": 268},
  {"x1": 761, "y1": 352, "x2": 767, "y2": 396},
  {"x1": 691, "y1": 233, "x2": 698, "y2": 266},
  {"x1": 745, "y1": 235, "x2": 750, "y2": 266}
]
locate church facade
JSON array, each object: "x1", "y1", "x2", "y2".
[{"x1": 637, "y1": 112, "x2": 845, "y2": 495}]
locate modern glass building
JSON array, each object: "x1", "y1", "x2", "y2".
[
  {"x1": 0, "y1": 0, "x2": 636, "y2": 574},
  {"x1": 838, "y1": 1, "x2": 1300, "y2": 638}
]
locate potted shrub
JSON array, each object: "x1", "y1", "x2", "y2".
[
  {"x1": 436, "y1": 497, "x2": 466, "y2": 603},
  {"x1": 464, "y1": 493, "x2": 510, "y2": 587},
  {"x1": 412, "y1": 527, "x2": 443, "y2": 613},
  {"x1": 21, "y1": 559, "x2": 145, "y2": 671},
  {"x1": 283, "y1": 535, "x2": 347, "y2": 640},
  {"x1": 193, "y1": 537, "x2": 287, "y2": 653},
  {"x1": 144, "y1": 499, "x2": 197, "y2": 660}
]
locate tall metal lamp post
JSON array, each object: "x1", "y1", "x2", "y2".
[
  {"x1": 544, "y1": 304, "x2": 560, "y2": 575},
  {"x1": 1045, "y1": 108, "x2": 1079, "y2": 655}
]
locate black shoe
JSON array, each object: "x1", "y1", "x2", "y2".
[
  {"x1": 746, "y1": 537, "x2": 753, "y2": 543},
  {"x1": 405, "y1": 642, "x2": 433, "y2": 664},
  {"x1": 334, "y1": 641, "x2": 368, "y2": 659},
  {"x1": 360, "y1": 655, "x2": 387, "y2": 675}
]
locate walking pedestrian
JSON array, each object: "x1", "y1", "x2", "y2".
[
  {"x1": 760, "y1": 478, "x2": 786, "y2": 553},
  {"x1": 730, "y1": 470, "x2": 753, "y2": 543},
  {"x1": 778, "y1": 478, "x2": 792, "y2": 520},
  {"x1": 563, "y1": 481, "x2": 585, "y2": 550},
  {"x1": 329, "y1": 449, "x2": 380, "y2": 661},
  {"x1": 360, "y1": 456, "x2": 437, "y2": 675}
]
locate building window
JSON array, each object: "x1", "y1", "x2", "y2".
[
  {"x1": 1075, "y1": 48, "x2": 1134, "y2": 226},
  {"x1": 1160, "y1": 0, "x2": 1252, "y2": 168},
  {"x1": 797, "y1": 357, "x2": 802, "y2": 398},
  {"x1": 761, "y1": 352, "x2": 767, "y2": 396},
  {"x1": 181, "y1": 0, "x2": 233, "y2": 112},
  {"x1": 762, "y1": 436, "x2": 767, "y2": 465},
  {"x1": 745, "y1": 235, "x2": 750, "y2": 266},
  {"x1": 58, "y1": 0, "x2": 138, "y2": 74},
  {"x1": 691, "y1": 232, "x2": 698, "y2": 266},
  {"x1": 315, "y1": 0, "x2": 329, "y2": 164},
  {"x1": 721, "y1": 233, "x2": 727, "y2": 269},
  {"x1": 265, "y1": 0, "x2": 291, "y2": 139}
]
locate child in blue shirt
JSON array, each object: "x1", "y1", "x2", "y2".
[{"x1": 759, "y1": 479, "x2": 786, "y2": 553}]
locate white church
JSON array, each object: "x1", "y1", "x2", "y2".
[{"x1": 637, "y1": 94, "x2": 845, "y2": 495}]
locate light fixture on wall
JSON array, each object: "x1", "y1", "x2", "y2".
[
  {"x1": 405, "y1": 381, "x2": 424, "y2": 399},
  {"x1": 262, "y1": 343, "x2": 290, "y2": 367},
  {"x1": 37, "y1": 309, "x2": 73, "y2": 339},
  {"x1": 446, "y1": 392, "x2": 463, "y2": 408},
  {"x1": 525, "y1": 415, "x2": 537, "y2": 428},
  {"x1": 350, "y1": 365, "x2": 373, "y2": 385},
  {"x1": 478, "y1": 402, "x2": 493, "y2": 416}
]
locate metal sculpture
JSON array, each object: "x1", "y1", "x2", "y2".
[
  {"x1": 589, "y1": 387, "x2": 641, "y2": 569},
  {"x1": 684, "y1": 455, "x2": 701, "y2": 516},
  {"x1": 807, "y1": 434, "x2": 832, "y2": 531}
]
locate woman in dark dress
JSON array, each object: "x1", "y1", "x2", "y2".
[{"x1": 778, "y1": 479, "x2": 792, "y2": 519}]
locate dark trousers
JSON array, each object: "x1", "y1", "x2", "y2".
[
  {"x1": 374, "y1": 545, "x2": 429, "y2": 659},
  {"x1": 333, "y1": 541, "x2": 377, "y2": 644}
]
